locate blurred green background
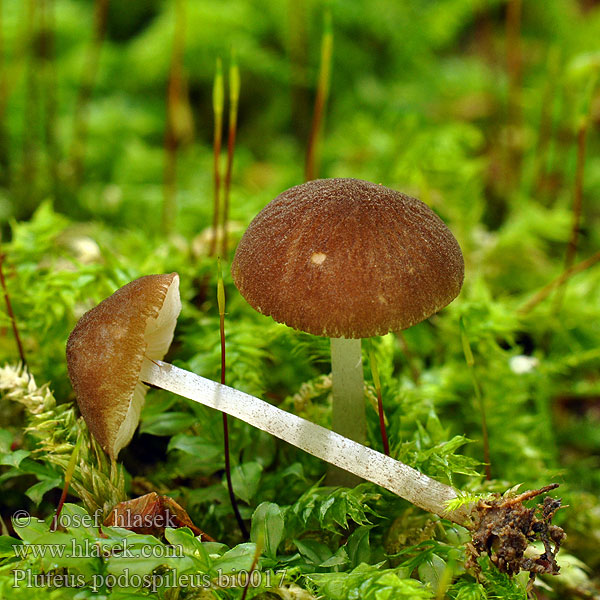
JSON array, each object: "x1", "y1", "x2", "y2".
[
  {"x1": 0, "y1": 1, "x2": 600, "y2": 597},
  {"x1": 0, "y1": 0, "x2": 598, "y2": 251}
]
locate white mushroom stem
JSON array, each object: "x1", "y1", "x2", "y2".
[
  {"x1": 330, "y1": 337, "x2": 367, "y2": 445},
  {"x1": 139, "y1": 357, "x2": 473, "y2": 526}
]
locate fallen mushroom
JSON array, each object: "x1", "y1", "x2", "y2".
[
  {"x1": 66, "y1": 273, "x2": 181, "y2": 459},
  {"x1": 65, "y1": 272, "x2": 465, "y2": 520},
  {"x1": 230, "y1": 178, "x2": 464, "y2": 477},
  {"x1": 66, "y1": 273, "x2": 564, "y2": 577}
]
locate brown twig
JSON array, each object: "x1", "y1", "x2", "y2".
[
  {"x1": 304, "y1": 9, "x2": 332, "y2": 182},
  {"x1": 499, "y1": 483, "x2": 560, "y2": 509}
]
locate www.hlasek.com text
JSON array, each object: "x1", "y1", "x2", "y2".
[{"x1": 12, "y1": 538, "x2": 183, "y2": 559}]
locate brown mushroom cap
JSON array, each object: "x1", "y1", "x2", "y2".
[
  {"x1": 66, "y1": 273, "x2": 181, "y2": 459},
  {"x1": 231, "y1": 178, "x2": 464, "y2": 338}
]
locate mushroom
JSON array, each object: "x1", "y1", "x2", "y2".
[
  {"x1": 66, "y1": 277, "x2": 565, "y2": 577},
  {"x1": 66, "y1": 273, "x2": 181, "y2": 459},
  {"x1": 230, "y1": 178, "x2": 464, "y2": 460},
  {"x1": 64, "y1": 271, "x2": 566, "y2": 570},
  {"x1": 65, "y1": 272, "x2": 471, "y2": 525}
]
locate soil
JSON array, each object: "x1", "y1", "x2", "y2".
[{"x1": 466, "y1": 484, "x2": 566, "y2": 577}]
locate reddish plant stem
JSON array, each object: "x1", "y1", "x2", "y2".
[
  {"x1": 162, "y1": 0, "x2": 185, "y2": 236},
  {"x1": 51, "y1": 495, "x2": 67, "y2": 531},
  {"x1": 51, "y1": 479, "x2": 71, "y2": 532},
  {"x1": 222, "y1": 136, "x2": 235, "y2": 259},
  {"x1": 0, "y1": 249, "x2": 27, "y2": 367},
  {"x1": 369, "y1": 344, "x2": 390, "y2": 456},
  {"x1": 304, "y1": 10, "x2": 332, "y2": 182},
  {"x1": 218, "y1": 268, "x2": 248, "y2": 540},
  {"x1": 219, "y1": 316, "x2": 226, "y2": 387},
  {"x1": 222, "y1": 413, "x2": 248, "y2": 537},
  {"x1": 543, "y1": 86, "x2": 573, "y2": 206}
]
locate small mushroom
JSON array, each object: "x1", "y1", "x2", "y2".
[
  {"x1": 66, "y1": 273, "x2": 181, "y2": 459},
  {"x1": 231, "y1": 178, "x2": 464, "y2": 464},
  {"x1": 65, "y1": 272, "x2": 472, "y2": 525}
]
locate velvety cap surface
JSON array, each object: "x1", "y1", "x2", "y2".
[
  {"x1": 232, "y1": 178, "x2": 464, "y2": 338},
  {"x1": 66, "y1": 273, "x2": 181, "y2": 458}
]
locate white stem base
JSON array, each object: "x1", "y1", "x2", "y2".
[{"x1": 140, "y1": 358, "x2": 472, "y2": 525}]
